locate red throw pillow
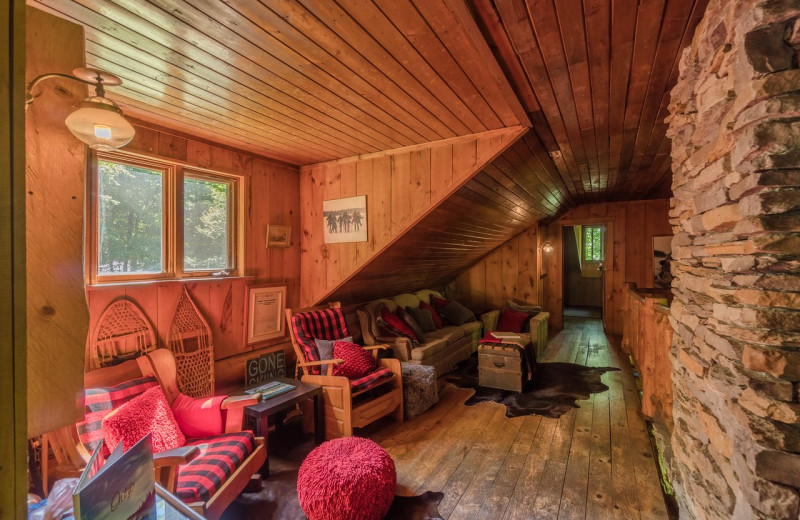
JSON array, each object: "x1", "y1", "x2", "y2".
[
  {"x1": 419, "y1": 301, "x2": 443, "y2": 329},
  {"x1": 102, "y1": 386, "x2": 186, "y2": 454},
  {"x1": 332, "y1": 341, "x2": 376, "y2": 379},
  {"x1": 379, "y1": 306, "x2": 418, "y2": 340},
  {"x1": 171, "y1": 393, "x2": 227, "y2": 439},
  {"x1": 497, "y1": 308, "x2": 529, "y2": 333},
  {"x1": 431, "y1": 296, "x2": 449, "y2": 310}
]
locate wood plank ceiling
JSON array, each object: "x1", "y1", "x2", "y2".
[
  {"x1": 328, "y1": 0, "x2": 711, "y2": 303},
  {"x1": 32, "y1": 0, "x2": 711, "y2": 302},
  {"x1": 471, "y1": 0, "x2": 710, "y2": 206},
  {"x1": 29, "y1": 0, "x2": 528, "y2": 165}
]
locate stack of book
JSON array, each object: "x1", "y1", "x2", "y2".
[{"x1": 245, "y1": 381, "x2": 296, "y2": 400}]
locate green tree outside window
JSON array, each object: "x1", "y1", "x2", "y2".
[{"x1": 584, "y1": 225, "x2": 604, "y2": 262}]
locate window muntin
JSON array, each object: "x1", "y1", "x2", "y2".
[
  {"x1": 91, "y1": 153, "x2": 241, "y2": 284},
  {"x1": 583, "y1": 225, "x2": 604, "y2": 262}
]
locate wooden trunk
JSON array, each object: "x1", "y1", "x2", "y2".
[{"x1": 477, "y1": 342, "x2": 533, "y2": 392}]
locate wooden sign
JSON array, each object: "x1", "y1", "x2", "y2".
[{"x1": 244, "y1": 351, "x2": 286, "y2": 386}]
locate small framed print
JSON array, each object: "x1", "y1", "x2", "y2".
[
  {"x1": 245, "y1": 284, "x2": 286, "y2": 345},
  {"x1": 266, "y1": 225, "x2": 291, "y2": 248}
]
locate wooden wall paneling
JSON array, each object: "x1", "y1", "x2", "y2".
[
  {"x1": 25, "y1": 6, "x2": 89, "y2": 437},
  {"x1": 249, "y1": 160, "x2": 270, "y2": 280},
  {"x1": 430, "y1": 144, "x2": 454, "y2": 200},
  {"x1": 390, "y1": 153, "x2": 412, "y2": 234},
  {"x1": 501, "y1": 242, "x2": 519, "y2": 304},
  {"x1": 372, "y1": 156, "x2": 393, "y2": 252},
  {"x1": 1, "y1": 1, "x2": 26, "y2": 514},
  {"x1": 323, "y1": 163, "x2": 343, "y2": 291},
  {"x1": 517, "y1": 226, "x2": 537, "y2": 303},
  {"x1": 355, "y1": 158, "x2": 375, "y2": 264},
  {"x1": 485, "y1": 249, "x2": 503, "y2": 310},
  {"x1": 338, "y1": 162, "x2": 359, "y2": 280},
  {"x1": 301, "y1": 127, "x2": 526, "y2": 306},
  {"x1": 626, "y1": 201, "x2": 647, "y2": 288},
  {"x1": 612, "y1": 208, "x2": 627, "y2": 335},
  {"x1": 300, "y1": 168, "x2": 325, "y2": 307}
]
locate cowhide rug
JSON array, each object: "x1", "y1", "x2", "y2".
[
  {"x1": 222, "y1": 424, "x2": 444, "y2": 520},
  {"x1": 446, "y1": 354, "x2": 619, "y2": 419}
]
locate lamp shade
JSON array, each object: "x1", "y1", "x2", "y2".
[{"x1": 64, "y1": 96, "x2": 135, "y2": 150}]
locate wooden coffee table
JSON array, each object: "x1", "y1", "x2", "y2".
[{"x1": 241, "y1": 377, "x2": 323, "y2": 476}]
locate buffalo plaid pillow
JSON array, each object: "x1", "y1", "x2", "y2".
[{"x1": 76, "y1": 375, "x2": 159, "y2": 456}]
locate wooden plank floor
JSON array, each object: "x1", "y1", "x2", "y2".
[{"x1": 367, "y1": 317, "x2": 668, "y2": 519}]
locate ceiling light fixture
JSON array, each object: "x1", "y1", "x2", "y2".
[{"x1": 26, "y1": 67, "x2": 135, "y2": 151}]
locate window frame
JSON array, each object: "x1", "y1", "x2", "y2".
[
  {"x1": 88, "y1": 151, "x2": 243, "y2": 285},
  {"x1": 582, "y1": 225, "x2": 604, "y2": 263}
]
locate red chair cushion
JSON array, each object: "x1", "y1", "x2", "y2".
[
  {"x1": 176, "y1": 431, "x2": 257, "y2": 503},
  {"x1": 101, "y1": 386, "x2": 186, "y2": 454},
  {"x1": 349, "y1": 367, "x2": 394, "y2": 393},
  {"x1": 76, "y1": 375, "x2": 159, "y2": 456},
  {"x1": 332, "y1": 341, "x2": 375, "y2": 379},
  {"x1": 497, "y1": 308, "x2": 530, "y2": 333},
  {"x1": 171, "y1": 393, "x2": 227, "y2": 439},
  {"x1": 419, "y1": 301, "x2": 443, "y2": 329}
]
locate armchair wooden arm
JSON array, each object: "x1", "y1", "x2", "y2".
[
  {"x1": 363, "y1": 344, "x2": 390, "y2": 359},
  {"x1": 294, "y1": 358, "x2": 345, "y2": 377},
  {"x1": 153, "y1": 445, "x2": 200, "y2": 492},
  {"x1": 221, "y1": 393, "x2": 261, "y2": 433}
]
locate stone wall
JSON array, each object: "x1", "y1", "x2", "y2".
[{"x1": 667, "y1": 0, "x2": 800, "y2": 518}]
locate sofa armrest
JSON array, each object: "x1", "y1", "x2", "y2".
[
  {"x1": 481, "y1": 310, "x2": 500, "y2": 333},
  {"x1": 374, "y1": 336, "x2": 412, "y2": 361},
  {"x1": 154, "y1": 445, "x2": 200, "y2": 492}
]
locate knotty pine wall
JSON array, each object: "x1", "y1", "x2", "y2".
[
  {"x1": 447, "y1": 225, "x2": 542, "y2": 312},
  {"x1": 299, "y1": 127, "x2": 526, "y2": 307},
  {"x1": 449, "y1": 199, "x2": 670, "y2": 336},
  {"x1": 86, "y1": 120, "x2": 301, "y2": 391},
  {"x1": 544, "y1": 199, "x2": 672, "y2": 335},
  {"x1": 26, "y1": 7, "x2": 89, "y2": 437}
]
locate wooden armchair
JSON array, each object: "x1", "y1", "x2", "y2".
[
  {"x1": 42, "y1": 349, "x2": 266, "y2": 520},
  {"x1": 285, "y1": 303, "x2": 403, "y2": 439}
]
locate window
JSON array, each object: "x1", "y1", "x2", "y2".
[
  {"x1": 90, "y1": 153, "x2": 242, "y2": 283},
  {"x1": 583, "y1": 225, "x2": 604, "y2": 262}
]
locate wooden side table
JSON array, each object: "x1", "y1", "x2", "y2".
[{"x1": 241, "y1": 377, "x2": 323, "y2": 477}]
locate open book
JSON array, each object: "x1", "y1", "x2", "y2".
[{"x1": 73, "y1": 434, "x2": 156, "y2": 520}]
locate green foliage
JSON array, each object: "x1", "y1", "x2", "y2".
[
  {"x1": 584, "y1": 226, "x2": 603, "y2": 262},
  {"x1": 98, "y1": 161, "x2": 163, "y2": 273},
  {"x1": 183, "y1": 177, "x2": 230, "y2": 270}
]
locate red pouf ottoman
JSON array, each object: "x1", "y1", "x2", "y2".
[{"x1": 297, "y1": 437, "x2": 396, "y2": 520}]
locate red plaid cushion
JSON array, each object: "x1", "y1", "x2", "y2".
[
  {"x1": 332, "y1": 341, "x2": 375, "y2": 379},
  {"x1": 349, "y1": 367, "x2": 394, "y2": 393},
  {"x1": 290, "y1": 308, "x2": 349, "y2": 375},
  {"x1": 176, "y1": 431, "x2": 256, "y2": 503},
  {"x1": 76, "y1": 376, "x2": 159, "y2": 455}
]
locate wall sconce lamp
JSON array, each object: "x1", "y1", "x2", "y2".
[
  {"x1": 541, "y1": 241, "x2": 554, "y2": 254},
  {"x1": 26, "y1": 67, "x2": 135, "y2": 151}
]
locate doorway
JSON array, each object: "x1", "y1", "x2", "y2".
[{"x1": 562, "y1": 225, "x2": 603, "y2": 319}]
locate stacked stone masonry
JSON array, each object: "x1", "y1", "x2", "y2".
[{"x1": 666, "y1": 0, "x2": 800, "y2": 518}]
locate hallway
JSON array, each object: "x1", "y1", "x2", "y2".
[{"x1": 372, "y1": 317, "x2": 669, "y2": 519}]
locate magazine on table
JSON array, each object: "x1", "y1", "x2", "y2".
[
  {"x1": 73, "y1": 434, "x2": 156, "y2": 520},
  {"x1": 245, "y1": 380, "x2": 296, "y2": 400}
]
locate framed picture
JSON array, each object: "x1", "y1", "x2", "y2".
[
  {"x1": 266, "y1": 225, "x2": 291, "y2": 248},
  {"x1": 323, "y1": 195, "x2": 367, "y2": 244},
  {"x1": 245, "y1": 284, "x2": 286, "y2": 345}
]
